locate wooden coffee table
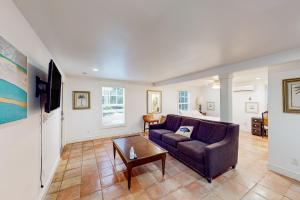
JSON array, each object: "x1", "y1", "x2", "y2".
[{"x1": 112, "y1": 135, "x2": 167, "y2": 189}]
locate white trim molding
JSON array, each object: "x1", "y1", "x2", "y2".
[
  {"x1": 39, "y1": 156, "x2": 60, "y2": 200},
  {"x1": 268, "y1": 163, "x2": 300, "y2": 182}
]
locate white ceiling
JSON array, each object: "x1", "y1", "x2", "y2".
[{"x1": 13, "y1": 0, "x2": 300, "y2": 83}]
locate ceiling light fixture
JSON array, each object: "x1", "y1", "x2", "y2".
[
  {"x1": 93, "y1": 68, "x2": 99, "y2": 72},
  {"x1": 256, "y1": 77, "x2": 261, "y2": 80},
  {"x1": 212, "y1": 80, "x2": 220, "y2": 89},
  {"x1": 212, "y1": 84, "x2": 220, "y2": 89}
]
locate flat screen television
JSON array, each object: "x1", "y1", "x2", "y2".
[{"x1": 45, "y1": 60, "x2": 62, "y2": 113}]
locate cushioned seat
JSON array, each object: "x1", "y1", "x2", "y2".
[
  {"x1": 149, "y1": 114, "x2": 240, "y2": 182},
  {"x1": 192, "y1": 121, "x2": 227, "y2": 144},
  {"x1": 162, "y1": 133, "x2": 191, "y2": 147},
  {"x1": 178, "y1": 140, "x2": 207, "y2": 163},
  {"x1": 149, "y1": 129, "x2": 174, "y2": 140}
]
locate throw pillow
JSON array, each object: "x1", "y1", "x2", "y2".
[{"x1": 175, "y1": 126, "x2": 193, "y2": 138}]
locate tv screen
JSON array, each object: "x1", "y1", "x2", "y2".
[{"x1": 45, "y1": 60, "x2": 62, "y2": 113}]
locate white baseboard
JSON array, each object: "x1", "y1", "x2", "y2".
[
  {"x1": 39, "y1": 155, "x2": 60, "y2": 200},
  {"x1": 66, "y1": 131, "x2": 143, "y2": 144},
  {"x1": 268, "y1": 163, "x2": 300, "y2": 181}
]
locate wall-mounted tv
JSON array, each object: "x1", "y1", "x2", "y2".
[{"x1": 45, "y1": 60, "x2": 61, "y2": 113}]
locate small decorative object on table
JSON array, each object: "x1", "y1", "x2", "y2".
[
  {"x1": 129, "y1": 146, "x2": 137, "y2": 160},
  {"x1": 283, "y1": 78, "x2": 300, "y2": 113}
]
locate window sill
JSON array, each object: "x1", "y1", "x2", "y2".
[{"x1": 102, "y1": 124, "x2": 126, "y2": 129}]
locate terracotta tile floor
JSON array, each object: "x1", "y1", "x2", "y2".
[{"x1": 46, "y1": 133, "x2": 300, "y2": 200}]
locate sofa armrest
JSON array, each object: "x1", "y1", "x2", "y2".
[
  {"x1": 204, "y1": 124, "x2": 239, "y2": 178},
  {"x1": 149, "y1": 123, "x2": 166, "y2": 130}
]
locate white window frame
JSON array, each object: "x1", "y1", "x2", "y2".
[
  {"x1": 178, "y1": 91, "x2": 190, "y2": 112},
  {"x1": 101, "y1": 86, "x2": 126, "y2": 127}
]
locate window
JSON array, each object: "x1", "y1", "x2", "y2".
[
  {"x1": 102, "y1": 87, "x2": 125, "y2": 126},
  {"x1": 178, "y1": 91, "x2": 189, "y2": 111}
]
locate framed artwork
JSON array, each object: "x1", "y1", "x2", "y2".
[
  {"x1": 147, "y1": 90, "x2": 162, "y2": 114},
  {"x1": 0, "y1": 36, "x2": 27, "y2": 124},
  {"x1": 283, "y1": 78, "x2": 300, "y2": 113},
  {"x1": 245, "y1": 102, "x2": 259, "y2": 114},
  {"x1": 207, "y1": 101, "x2": 215, "y2": 111},
  {"x1": 73, "y1": 91, "x2": 90, "y2": 110}
]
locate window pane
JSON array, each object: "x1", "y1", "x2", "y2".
[
  {"x1": 117, "y1": 96, "x2": 123, "y2": 104},
  {"x1": 111, "y1": 88, "x2": 117, "y2": 96},
  {"x1": 178, "y1": 91, "x2": 189, "y2": 111},
  {"x1": 102, "y1": 87, "x2": 125, "y2": 126},
  {"x1": 102, "y1": 96, "x2": 108, "y2": 105},
  {"x1": 117, "y1": 88, "x2": 123, "y2": 95},
  {"x1": 110, "y1": 96, "x2": 116, "y2": 104}
]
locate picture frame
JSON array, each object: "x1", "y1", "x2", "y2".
[
  {"x1": 207, "y1": 101, "x2": 215, "y2": 111},
  {"x1": 283, "y1": 78, "x2": 300, "y2": 113},
  {"x1": 147, "y1": 90, "x2": 162, "y2": 114},
  {"x1": 245, "y1": 102, "x2": 259, "y2": 114},
  {"x1": 73, "y1": 91, "x2": 90, "y2": 110},
  {"x1": 0, "y1": 36, "x2": 28, "y2": 124}
]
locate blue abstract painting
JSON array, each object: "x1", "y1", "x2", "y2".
[{"x1": 0, "y1": 36, "x2": 27, "y2": 124}]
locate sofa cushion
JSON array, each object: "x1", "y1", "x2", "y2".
[
  {"x1": 149, "y1": 129, "x2": 174, "y2": 140},
  {"x1": 193, "y1": 121, "x2": 227, "y2": 144},
  {"x1": 162, "y1": 133, "x2": 191, "y2": 147},
  {"x1": 178, "y1": 140, "x2": 207, "y2": 163},
  {"x1": 180, "y1": 117, "x2": 200, "y2": 135},
  {"x1": 165, "y1": 115, "x2": 182, "y2": 132}
]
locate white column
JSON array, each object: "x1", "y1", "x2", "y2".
[{"x1": 219, "y1": 73, "x2": 233, "y2": 122}]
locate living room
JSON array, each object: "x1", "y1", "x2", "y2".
[{"x1": 0, "y1": 1, "x2": 300, "y2": 200}]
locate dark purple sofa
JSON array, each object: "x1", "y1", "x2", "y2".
[{"x1": 149, "y1": 114, "x2": 239, "y2": 183}]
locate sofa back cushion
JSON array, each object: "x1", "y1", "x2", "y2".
[
  {"x1": 192, "y1": 121, "x2": 228, "y2": 144},
  {"x1": 180, "y1": 117, "x2": 200, "y2": 135},
  {"x1": 165, "y1": 115, "x2": 182, "y2": 132}
]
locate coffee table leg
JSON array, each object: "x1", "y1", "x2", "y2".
[
  {"x1": 113, "y1": 144, "x2": 116, "y2": 159},
  {"x1": 162, "y1": 154, "x2": 166, "y2": 176},
  {"x1": 127, "y1": 166, "x2": 132, "y2": 190}
]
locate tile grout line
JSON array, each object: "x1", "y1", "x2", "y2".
[
  {"x1": 60, "y1": 143, "x2": 83, "y2": 197},
  {"x1": 57, "y1": 145, "x2": 71, "y2": 196},
  {"x1": 93, "y1": 139, "x2": 105, "y2": 200}
]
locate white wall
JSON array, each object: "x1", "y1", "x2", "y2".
[
  {"x1": 64, "y1": 77, "x2": 149, "y2": 143},
  {"x1": 64, "y1": 78, "x2": 202, "y2": 143},
  {"x1": 268, "y1": 61, "x2": 300, "y2": 181},
  {"x1": 232, "y1": 81, "x2": 268, "y2": 132},
  {"x1": 198, "y1": 85, "x2": 220, "y2": 117},
  {"x1": 0, "y1": 0, "x2": 63, "y2": 199},
  {"x1": 154, "y1": 84, "x2": 202, "y2": 116}
]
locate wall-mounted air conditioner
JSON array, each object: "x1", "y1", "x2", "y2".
[{"x1": 233, "y1": 85, "x2": 255, "y2": 92}]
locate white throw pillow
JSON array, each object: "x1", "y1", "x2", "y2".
[{"x1": 175, "y1": 126, "x2": 194, "y2": 138}]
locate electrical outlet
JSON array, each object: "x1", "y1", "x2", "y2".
[{"x1": 291, "y1": 158, "x2": 299, "y2": 166}]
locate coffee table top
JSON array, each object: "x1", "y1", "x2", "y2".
[{"x1": 112, "y1": 135, "x2": 167, "y2": 163}]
